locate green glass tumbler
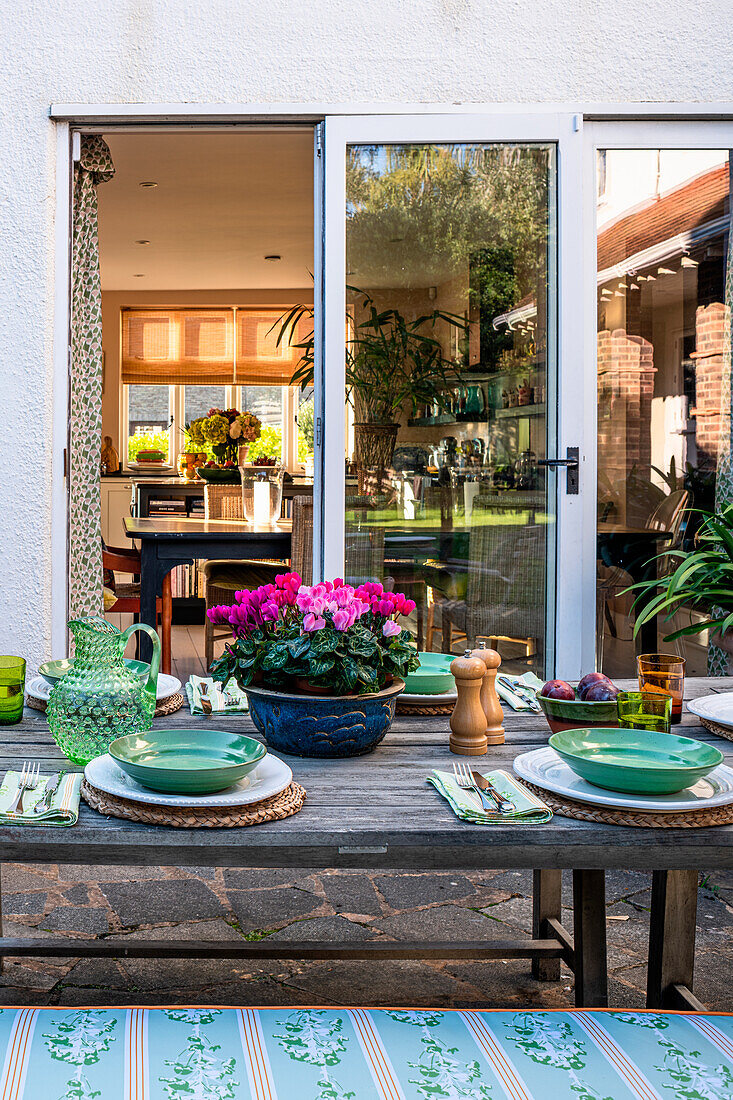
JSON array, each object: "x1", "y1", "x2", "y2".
[
  {"x1": 0, "y1": 657, "x2": 26, "y2": 725},
  {"x1": 616, "y1": 690, "x2": 671, "y2": 734}
]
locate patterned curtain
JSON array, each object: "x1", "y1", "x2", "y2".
[
  {"x1": 708, "y1": 158, "x2": 733, "y2": 675},
  {"x1": 69, "y1": 136, "x2": 115, "y2": 618}
]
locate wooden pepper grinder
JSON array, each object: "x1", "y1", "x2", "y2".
[
  {"x1": 470, "y1": 643, "x2": 505, "y2": 746},
  {"x1": 449, "y1": 651, "x2": 488, "y2": 756}
]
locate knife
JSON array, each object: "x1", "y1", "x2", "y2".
[
  {"x1": 33, "y1": 772, "x2": 63, "y2": 815},
  {"x1": 471, "y1": 770, "x2": 515, "y2": 813}
]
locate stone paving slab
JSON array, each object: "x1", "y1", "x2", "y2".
[{"x1": 0, "y1": 865, "x2": 729, "y2": 1010}]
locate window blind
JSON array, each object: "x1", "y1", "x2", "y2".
[
  {"x1": 121, "y1": 306, "x2": 312, "y2": 386},
  {"x1": 121, "y1": 309, "x2": 235, "y2": 384},
  {"x1": 236, "y1": 308, "x2": 311, "y2": 385}
]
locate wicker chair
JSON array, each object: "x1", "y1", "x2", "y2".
[
  {"x1": 202, "y1": 483, "x2": 286, "y2": 669},
  {"x1": 438, "y1": 494, "x2": 546, "y2": 659},
  {"x1": 291, "y1": 495, "x2": 384, "y2": 586}
]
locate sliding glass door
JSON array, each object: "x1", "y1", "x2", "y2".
[
  {"x1": 588, "y1": 122, "x2": 733, "y2": 678},
  {"x1": 318, "y1": 115, "x2": 586, "y2": 677}
]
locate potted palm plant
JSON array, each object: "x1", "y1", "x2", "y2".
[
  {"x1": 630, "y1": 504, "x2": 733, "y2": 650},
  {"x1": 279, "y1": 289, "x2": 468, "y2": 470},
  {"x1": 208, "y1": 572, "x2": 419, "y2": 757}
]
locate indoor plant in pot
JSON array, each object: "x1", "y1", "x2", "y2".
[
  {"x1": 208, "y1": 573, "x2": 419, "y2": 756},
  {"x1": 279, "y1": 289, "x2": 468, "y2": 471}
]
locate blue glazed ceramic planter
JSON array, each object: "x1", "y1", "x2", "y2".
[{"x1": 244, "y1": 681, "x2": 405, "y2": 757}]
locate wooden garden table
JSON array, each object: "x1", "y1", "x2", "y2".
[{"x1": 1, "y1": 677, "x2": 731, "y2": 1009}]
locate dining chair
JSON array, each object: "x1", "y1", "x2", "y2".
[
  {"x1": 436, "y1": 494, "x2": 545, "y2": 660},
  {"x1": 103, "y1": 544, "x2": 172, "y2": 675},
  {"x1": 596, "y1": 487, "x2": 690, "y2": 663},
  {"x1": 291, "y1": 495, "x2": 385, "y2": 587},
  {"x1": 201, "y1": 483, "x2": 287, "y2": 668}
]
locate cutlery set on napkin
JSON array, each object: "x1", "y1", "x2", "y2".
[
  {"x1": 185, "y1": 675, "x2": 249, "y2": 716},
  {"x1": 0, "y1": 765, "x2": 82, "y2": 826},
  {"x1": 428, "y1": 766, "x2": 552, "y2": 824}
]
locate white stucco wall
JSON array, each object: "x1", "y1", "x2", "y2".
[{"x1": 1, "y1": 0, "x2": 733, "y2": 669}]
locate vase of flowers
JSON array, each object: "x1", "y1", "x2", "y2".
[
  {"x1": 187, "y1": 408, "x2": 262, "y2": 477},
  {"x1": 208, "y1": 573, "x2": 419, "y2": 756}
]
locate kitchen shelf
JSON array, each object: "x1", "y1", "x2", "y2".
[
  {"x1": 494, "y1": 403, "x2": 546, "y2": 420},
  {"x1": 407, "y1": 416, "x2": 489, "y2": 427}
]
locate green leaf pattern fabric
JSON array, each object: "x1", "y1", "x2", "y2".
[
  {"x1": 0, "y1": 1006, "x2": 731, "y2": 1097},
  {"x1": 69, "y1": 136, "x2": 115, "y2": 620}
]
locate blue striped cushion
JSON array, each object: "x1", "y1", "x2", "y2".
[{"x1": 3, "y1": 1006, "x2": 732, "y2": 1098}]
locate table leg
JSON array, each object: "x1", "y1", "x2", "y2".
[
  {"x1": 647, "y1": 869, "x2": 701, "y2": 1010},
  {"x1": 139, "y1": 543, "x2": 160, "y2": 665},
  {"x1": 572, "y1": 869, "x2": 607, "y2": 1007},
  {"x1": 532, "y1": 869, "x2": 562, "y2": 980}
]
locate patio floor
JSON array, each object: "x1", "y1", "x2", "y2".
[{"x1": 0, "y1": 866, "x2": 731, "y2": 1008}]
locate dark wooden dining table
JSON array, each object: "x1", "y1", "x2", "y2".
[
  {"x1": 2, "y1": 677, "x2": 731, "y2": 1010},
  {"x1": 124, "y1": 517, "x2": 292, "y2": 661}
]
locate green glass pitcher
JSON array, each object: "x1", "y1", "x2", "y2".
[{"x1": 47, "y1": 617, "x2": 161, "y2": 765}]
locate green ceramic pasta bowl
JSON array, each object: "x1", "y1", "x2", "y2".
[
  {"x1": 109, "y1": 729, "x2": 267, "y2": 794},
  {"x1": 40, "y1": 657, "x2": 149, "y2": 687},
  {"x1": 549, "y1": 727, "x2": 723, "y2": 795},
  {"x1": 404, "y1": 653, "x2": 455, "y2": 695}
]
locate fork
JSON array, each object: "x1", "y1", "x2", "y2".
[
  {"x1": 7, "y1": 762, "x2": 41, "y2": 816},
  {"x1": 452, "y1": 761, "x2": 513, "y2": 815}
]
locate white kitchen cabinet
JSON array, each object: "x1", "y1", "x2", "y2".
[{"x1": 101, "y1": 480, "x2": 134, "y2": 546}]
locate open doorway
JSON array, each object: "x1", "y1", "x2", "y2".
[{"x1": 95, "y1": 127, "x2": 315, "y2": 681}]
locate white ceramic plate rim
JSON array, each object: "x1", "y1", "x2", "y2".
[
  {"x1": 85, "y1": 751, "x2": 292, "y2": 807},
  {"x1": 513, "y1": 746, "x2": 733, "y2": 812},
  {"x1": 687, "y1": 693, "x2": 733, "y2": 729},
  {"x1": 27, "y1": 673, "x2": 181, "y2": 703},
  {"x1": 400, "y1": 690, "x2": 458, "y2": 703}
]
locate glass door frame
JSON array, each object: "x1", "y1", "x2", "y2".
[
  {"x1": 583, "y1": 120, "x2": 733, "y2": 673},
  {"x1": 318, "y1": 112, "x2": 586, "y2": 676}
]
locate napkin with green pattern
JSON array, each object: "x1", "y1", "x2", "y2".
[
  {"x1": 0, "y1": 771, "x2": 82, "y2": 826},
  {"x1": 185, "y1": 675, "x2": 249, "y2": 715},
  {"x1": 428, "y1": 768, "x2": 552, "y2": 824}
]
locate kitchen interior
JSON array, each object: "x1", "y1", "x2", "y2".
[{"x1": 98, "y1": 132, "x2": 553, "y2": 679}]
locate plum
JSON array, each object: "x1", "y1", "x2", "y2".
[
  {"x1": 540, "y1": 679, "x2": 575, "y2": 701},
  {"x1": 583, "y1": 680, "x2": 619, "y2": 702},
  {"x1": 577, "y1": 672, "x2": 612, "y2": 699}
]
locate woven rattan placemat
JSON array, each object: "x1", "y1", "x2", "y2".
[
  {"x1": 699, "y1": 716, "x2": 733, "y2": 743},
  {"x1": 522, "y1": 778, "x2": 733, "y2": 828},
  {"x1": 397, "y1": 701, "x2": 454, "y2": 716},
  {"x1": 26, "y1": 691, "x2": 185, "y2": 719},
  {"x1": 81, "y1": 778, "x2": 306, "y2": 828}
]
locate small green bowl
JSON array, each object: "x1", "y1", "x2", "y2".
[
  {"x1": 536, "y1": 691, "x2": 619, "y2": 734},
  {"x1": 109, "y1": 729, "x2": 267, "y2": 794},
  {"x1": 404, "y1": 652, "x2": 455, "y2": 695},
  {"x1": 549, "y1": 727, "x2": 724, "y2": 795},
  {"x1": 40, "y1": 657, "x2": 149, "y2": 688}
]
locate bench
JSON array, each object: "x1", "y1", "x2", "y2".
[{"x1": 5, "y1": 1006, "x2": 731, "y2": 1097}]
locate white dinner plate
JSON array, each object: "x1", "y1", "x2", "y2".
[
  {"x1": 400, "y1": 690, "x2": 458, "y2": 704},
  {"x1": 27, "y1": 673, "x2": 182, "y2": 704},
  {"x1": 513, "y1": 745, "x2": 733, "y2": 812},
  {"x1": 85, "y1": 751, "x2": 292, "y2": 808},
  {"x1": 687, "y1": 693, "x2": 733, "y2": 730}
]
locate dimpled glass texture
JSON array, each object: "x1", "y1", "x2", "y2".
[{"x1": 47, "y1": 618, "x2": 158, "y2": 765}]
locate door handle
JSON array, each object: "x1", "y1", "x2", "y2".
[{"x1": 538, "y1": 447, "x2": 579, "y2": 494}]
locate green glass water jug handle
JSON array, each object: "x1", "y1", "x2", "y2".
[{"x1": 119, "y1": 623, "x2": 161, "y2": 704}]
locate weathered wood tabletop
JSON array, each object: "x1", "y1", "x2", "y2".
[
  {"x1": 5, "y1": 677, "x2": 732, "y2": 869},
  {"x1": 2, "y1": 676, "x2": 730, "y2": 1009}
]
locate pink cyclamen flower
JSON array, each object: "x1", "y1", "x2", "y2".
[
  {"x1": 382, "y1": 620, "x2": 401, "y2": 638},
  {"x1": 303, "y1": 613, "x2": 326, "y2": 632},
  {"x1": 332, "y1": 609, "x2": 350, "y2": 631}
]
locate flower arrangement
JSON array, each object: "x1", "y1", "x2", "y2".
[
  {"x1": 208, "y1": 573, "x2": 419, "y2": 696},
  {"x1": 185, "y1": 407, "x2": 261, "y2": 463}
]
